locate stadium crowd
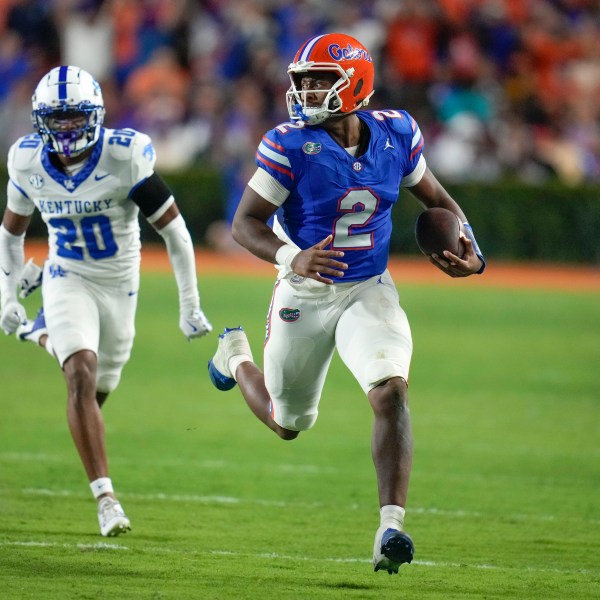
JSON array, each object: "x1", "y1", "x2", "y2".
[{"x1": 1, "y1": 0, "x2": 599, "y2": 194}]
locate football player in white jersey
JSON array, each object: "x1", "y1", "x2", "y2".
[
  {"x1": 207, "y1": 34, "x2": 486, "y2": 573},
  {"x1": 0, "y1": 66, "x2": 212, "y2": 536}
]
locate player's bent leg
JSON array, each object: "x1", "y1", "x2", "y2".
[
  {"x1": 208, "y1": 327, "x2": 300, "y2": 440},
  {"x1": 235, "y1": 361, "x2": 300, "y2": 441}
]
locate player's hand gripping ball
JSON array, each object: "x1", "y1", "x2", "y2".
[{"x1": 415, "y1": 207, "x2": 465, "y2": 259}]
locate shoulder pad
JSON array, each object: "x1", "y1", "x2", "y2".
[
  {"x1": 264, "y1": 122, "x2": 310, "y2": 154},
  {"x1": 368, "y1": 109, "x2": 415, "y2": 136},
  {"x1": 8, "y1": 135, "x2": 44, "y2": 173},
  {"x1": 104, "y1": 128, "x2": 153, "y2": 162}
]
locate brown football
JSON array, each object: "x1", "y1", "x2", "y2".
[{"x1": 415, "y1": 207, "x2": 465, "y2": 258}]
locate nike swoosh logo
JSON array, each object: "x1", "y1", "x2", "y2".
[
  {"x1": 186, "y1": 321, "x2": 198, "y2": 332},
  {"x1": 1, "y1": 267, "x2": 10, "y2": 276},
  {"x1": 95, "y1": 173, "x2": 110, "y2": 181},
  {"x1": 128, "y1": 291, "x2": 138, "y2": 296}
]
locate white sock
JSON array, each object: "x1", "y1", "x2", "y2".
[
  {"x1": 90, "y1": 477, "x2": 113, "y2": 499},
  {"x1": 228, "y1": 354, "x2": 252, "y2": 381},
  {"x1": 380, "y1": 505, "x2": 405, "y2": 531}
]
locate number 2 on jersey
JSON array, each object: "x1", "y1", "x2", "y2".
[
  {"x1": 332, "y1": 189, "x2": 378, "y2": 249},
  {"x1": 50, "y1": 215, "x2": 118, "y2": 260}
]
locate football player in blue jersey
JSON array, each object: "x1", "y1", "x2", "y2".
[
  {"x1": 207, "y1": 33, "x2": 486, "y2": 573},
  {"x1": 0, "y1": 66, "x2": 212, "y2": 536}
]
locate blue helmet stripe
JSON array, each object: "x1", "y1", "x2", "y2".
[{"x1": 57, "y1": 65, "x2": 69, "y2": 101}]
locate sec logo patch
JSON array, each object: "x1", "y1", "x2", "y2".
[{"x1": 29, "y1": 174, "x2": 44, "y2": 189}]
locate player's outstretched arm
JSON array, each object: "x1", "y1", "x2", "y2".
[
  {"x1": 151, "y1": 203, "x2": 212, "y2": 340},
  {"x1": 0, "y1": 209, "x2": 31, "y2": 334}
]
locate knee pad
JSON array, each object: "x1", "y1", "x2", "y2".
[
  {"x1": 96, "y1": 371, "x2": 121, "y2": 394},
  {"x1": 272, "y1": 405, "x2": 318, "y2": 432}
]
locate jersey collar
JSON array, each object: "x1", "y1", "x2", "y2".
[{"x1": 41, "y1": 128, "x2": 105, "y2": 193}]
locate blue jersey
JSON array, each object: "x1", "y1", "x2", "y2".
[{"x1": 255, "y1": 110, "x2": 424, "y2": 282}]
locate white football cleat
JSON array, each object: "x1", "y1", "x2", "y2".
[
  {"x1": 98, "y1": 497, "x2": 131, "y2": 537},
  {"x1": 207, "y1": 326, "x2": 252, "y2": 390},
  {"x1": 373, "y1": 526, "x2": 414, "y2": 574}
]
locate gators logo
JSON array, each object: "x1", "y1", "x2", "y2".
[
  {"x1": 302, "y1": 142, "x2": 322, "y2": 155},
  {"x1": 279, "y1": 308, "x2": 300, "y2": 322}
]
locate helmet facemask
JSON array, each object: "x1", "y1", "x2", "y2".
[
  {"x1": 286, "y1": 64, "x2": 352, "y2": 125},
  {"x1": 32, "y1": 104, "x2": 105, "y2": 158}
]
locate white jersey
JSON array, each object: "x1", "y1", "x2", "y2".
[{"x1": 6, "y1": 128, "x2": 155, "y2": 283}]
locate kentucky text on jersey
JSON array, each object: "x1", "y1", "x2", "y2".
[{"x1": 38, "y1": 198, "x2": 113, "y2": 215}]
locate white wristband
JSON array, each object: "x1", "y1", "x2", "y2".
[{"x1": 275, "y1": 244, "x2": 302, "y2": 270}]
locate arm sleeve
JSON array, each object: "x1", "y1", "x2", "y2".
[
  {"x1": 401, "y1": 155, "x2": 427, "y2": 188},
  {"x1": 0, "y1": 225, "x2": 25, "y2": 305},
  {"x1": 248, "y1": 168, "x2": 290, "y2": 207},
  {"x1": 155, "y1": 214, "x2": 200, "y2": 311},
  {"x1": 7, "y1": 180, "x2": 35, "y2": 216}
]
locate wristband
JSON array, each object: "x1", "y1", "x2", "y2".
[
  {"x1": 275, "y1": 244, "x2": 302, "y2": 270},
  {"x1": 463, "y1": 223, "x2": 486, "y2": 274}
]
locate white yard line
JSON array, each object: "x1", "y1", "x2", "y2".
[
  {"x1": 18, "y1": 487, "x2": 571, "y2": 523},
  {"x1": 0, "y1": 452, "x2": 337, "y2": 473},
  {"x1": 0, "y1": 540, "x2": 592, "y2": 576}
]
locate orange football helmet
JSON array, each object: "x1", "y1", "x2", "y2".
[{"x1": 286, "y1": 33, "x2": 375, "y2": 125}]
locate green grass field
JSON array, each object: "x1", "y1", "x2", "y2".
[{"x1": 1, "y1": 271, "x2": 598, "y2": 599}]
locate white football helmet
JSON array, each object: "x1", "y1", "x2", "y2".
[{"x1": 31, "y1": 65, "x2": 105, "y2": 157}]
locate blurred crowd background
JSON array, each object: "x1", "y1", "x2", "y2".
[{"x1": 1, "y1": 0, "x2": 599, "y2": 216}]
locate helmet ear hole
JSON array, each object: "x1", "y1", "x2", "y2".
[{"x1": 353, "y1": 79, "x2": 364, "y2": 97}]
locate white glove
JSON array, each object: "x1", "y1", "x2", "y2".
[
  {"x1": 1, "y1": 299, "x2": 27, "y2": 335},
  {"x1": 179, "y1": 306, "x2": 212, "y2": 340},
  {"x1": 19, "y1": 258, "x2": 43, "y2": 299}
]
